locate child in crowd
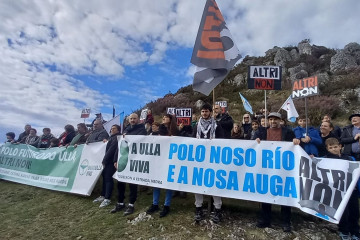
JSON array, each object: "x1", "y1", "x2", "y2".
[
  {"x1": 325, "y1": 138, "x2": 360, "y2": 240},
  {"x1": 293, "y1": 116, "x2": 322, "y2": 157},
  {"x1": 49, "y1": 138, "x2": 60, "y2": 148}
]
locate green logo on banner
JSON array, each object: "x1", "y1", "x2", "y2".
[
  {"x1": 117, "y1": 140, "x2": 129, "y2": 172},
  {"x1": 79, "y1": 159, "x2": 89, "y2": 175}
]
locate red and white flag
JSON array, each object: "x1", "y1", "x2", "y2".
[{"x1": 191, "y1": 0, "x2": 241, "y2": 95}]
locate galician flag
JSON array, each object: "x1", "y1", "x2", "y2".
[
  {"x1": 239, "y1": 93, "x2": 253, "y2": 114},
  {"x1": 191, "y1": 0, "x2": 241, "y2": 96},
  {"x1": 280, "y1": 96, "x2": 299, "y2": 122}
]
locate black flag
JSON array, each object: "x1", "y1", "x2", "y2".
[{"x1": 191, "y1": 0, "x2": 241, "y2": 95}]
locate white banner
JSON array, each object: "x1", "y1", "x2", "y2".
[
  {"x1": 114, "y1": 135, "x2": 360, "y2": 223},
  {"x1": 0, "y1": 142, "x2": 106, "y2": 196}
]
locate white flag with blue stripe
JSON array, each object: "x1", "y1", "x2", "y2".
[
  {"x1": 239, "y1": 93, "x2": 253, "y2": 114},
  {"x1": 280, "y1": 95, "x2": 299, "y2": 122}
]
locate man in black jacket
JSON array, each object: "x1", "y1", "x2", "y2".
[
  {"x1": 213, "y1": 104, "x2": 233, "y2": 139},
  {"x1": 341, "y1": 113, "x2": 360, "y2": 161},
  {"x1": 86, "y1": 120, "x2": 109, "y2": 144},
  {"x1": 111, "y1": 113, "x2": 147, "y2": 216},
  {"x1": 17, "y1": 124, "x2": 31, "y2": 142},
  {"x1": 94, "y1": 125, "x2": 121, "y2": 208},
  {"x1": 254, "y1": 112, "x2": 299, "y2": 232}
]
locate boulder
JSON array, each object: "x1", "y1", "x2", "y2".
[
  {"x1": 233, "y1": 73, "x2": 246, "y2": 86},
  {"x1": 288, "y1": 63, "x2": 307, "y2": 81},
  {"x1": 288, "y1": 63, "x2": 306, "y2": 76},
  {"x1": 274, "y1": 48, "x2": 291, "y2": 67},
  {"x1": 298, "y1": 41, "x2": 312, "y2": 55},
  {"x1": 194, "y1": 100, "x2": 204, "y2": 109},
  {"x1": 265, "y1": 46, "x2": 281, "y2": 58},
  {"x1": 294, "y1": 70, "x2": 309, "y2": 80},
  {"x1": 344, "y1": 42, "x2": 360, "y2": 64},
  {"x1": 290, "y1": 48, "x2": 300, "y2": 61},
  {"x1": 317, "y1": 72, "x2": 330, "y2": 87},
  {"x1": 312, "y1": 45, "x2": 332, "y2": 58},
  {"x1": 330, "y1": 50, "x2": 357, "y2": 72},
  {"x1": 242, "y1": 55, "x2": 256, "y2": 65}
]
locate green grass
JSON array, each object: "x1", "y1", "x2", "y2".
[{"x1": 0, "y1": 180, "x2": 339, "y2": 239}]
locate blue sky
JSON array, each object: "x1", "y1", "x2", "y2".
[{"x1": 0, "y1": 0, "x2": 360, "y2": 142}]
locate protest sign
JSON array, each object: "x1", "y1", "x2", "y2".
[
  {"x1": 292, "y1": 76, "x2": 319, "y2": 99},
  {"x1": 248, "y1": 66, "x2": 282, "y2": 90},
  {"x1": 167, "y1": 107, "x2": 176, "y2": 115},
  {"x1": 0, "y1": 142, "x2": 106, "y2": 196},
  {"x1": 175, "y1": 108, "x2": 192, "y2": 126},
  {"x1": 215, "y1": 101, "x2": 227, "y2": 113},
  {"x1": 80, "y1": 108, "x2": 91, "y2": 118},
  {"x1": 114, "y1": 135, "x2": 360, "y2": 223},
  {"x1": 140, "y1": 109, "x2": 148, "y2": 123}
]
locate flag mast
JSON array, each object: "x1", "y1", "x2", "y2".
[{"x1": 191, "y1": 0, "x2": 241, "y2": 96}]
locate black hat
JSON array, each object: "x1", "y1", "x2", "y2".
[{"x1": 349, "y1": 113, "x2": 360, "y2": 121}]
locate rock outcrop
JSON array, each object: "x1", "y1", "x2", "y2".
[
  {"x1": 344, "y1": 42, "x2": 360, "y2": 64},
  {"x1": 330, "y1": 50, "x2": 357, "y2": 72},
  {"x1": 298, "y1": 40, "x2": 312, "y2": 55},
  {"x1": 274, "y1": 48, "x2": 291, "y2": 67}
]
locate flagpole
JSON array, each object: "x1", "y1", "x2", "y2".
[
  {"x1": 264, "y1": 90, "x2": 267, "y2": 127},
  {"x1": 212, "y1": 88, "x2": 215, "y2": 106},
  {"x1": 305, "y1": 97, "x2": 308, "y2": 136}
]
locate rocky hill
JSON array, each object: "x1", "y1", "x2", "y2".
[{"x1": 144, "y1": 40, "x2": 360, "y2": 126}]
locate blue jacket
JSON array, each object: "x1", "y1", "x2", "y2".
[{"x1": 293, "y1": 126, "x2": 322, "y2": 156}]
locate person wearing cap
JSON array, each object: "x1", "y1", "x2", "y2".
[
  {"x1": 341, "y1": 113, "x2": 360, "y2": 161},
  {"x1": 254, "y1": 112, "x2": 299, "y2": 232},
  {"x1": 91, "y1": 113, "x2": 106, "y2": 127}
]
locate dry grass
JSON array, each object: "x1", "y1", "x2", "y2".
[{"x1": 0, "y1": 180, "x2": 339, "y2": 240}]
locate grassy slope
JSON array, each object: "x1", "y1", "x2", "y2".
[{"x1": 0, "y1": 180, "x2": 340, "y2": 240}]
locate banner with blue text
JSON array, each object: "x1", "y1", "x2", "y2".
[
  {"x1": 114, "y1": 135, "x2": 360, "y2": 224},
  {"x1": 0, "y1": 142, "x2": 106, "y2": 196}
]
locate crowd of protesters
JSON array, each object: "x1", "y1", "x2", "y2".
[{"x1": 4, "y1": 105, "x2": 360, "y2": 240}]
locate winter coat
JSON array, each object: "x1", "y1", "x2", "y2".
[
  {"x1": 24, "y1": 135, "x2": 40, "y2": 147},
  {"x1": 145, "y1": 114, "x2": 154, "y2": 125},
  {"x1": 215, "y1": 113, "x2": 234, "y2": 139},
  {"x1": 192, "y1": 122, "x2": 224, "y2": 139},
  {"x1": 38, "y1": 134, "x2": 55, "y2": 148},
  {"x1": 59, "y1": 131, "x2": 76, "y2": 146},
  {"x1": 102, "y1": 133, "x2": 121, "y2": 165},
  {"x1": 18, "y1": 131, "x2": 29, "y2": 142},
  {"x1": 123, "y1": 124, "x2": 147, "y2": 136},
  {"x1": 341, "y1": 125, "x2": 360, "y2": 155},
  {"x1": 293, "y1": 126, "x2": 322, "y2": 156},
  {"x1": 87, "y1": 129, "x2": 109, "y2": 143},
  {"x1": 254, "y1": 126, "x2": 295, "y2": 142}
]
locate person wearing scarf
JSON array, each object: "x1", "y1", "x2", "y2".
[{"x1": 192, "y1": 103, "x2": 224, "y2": 223}]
